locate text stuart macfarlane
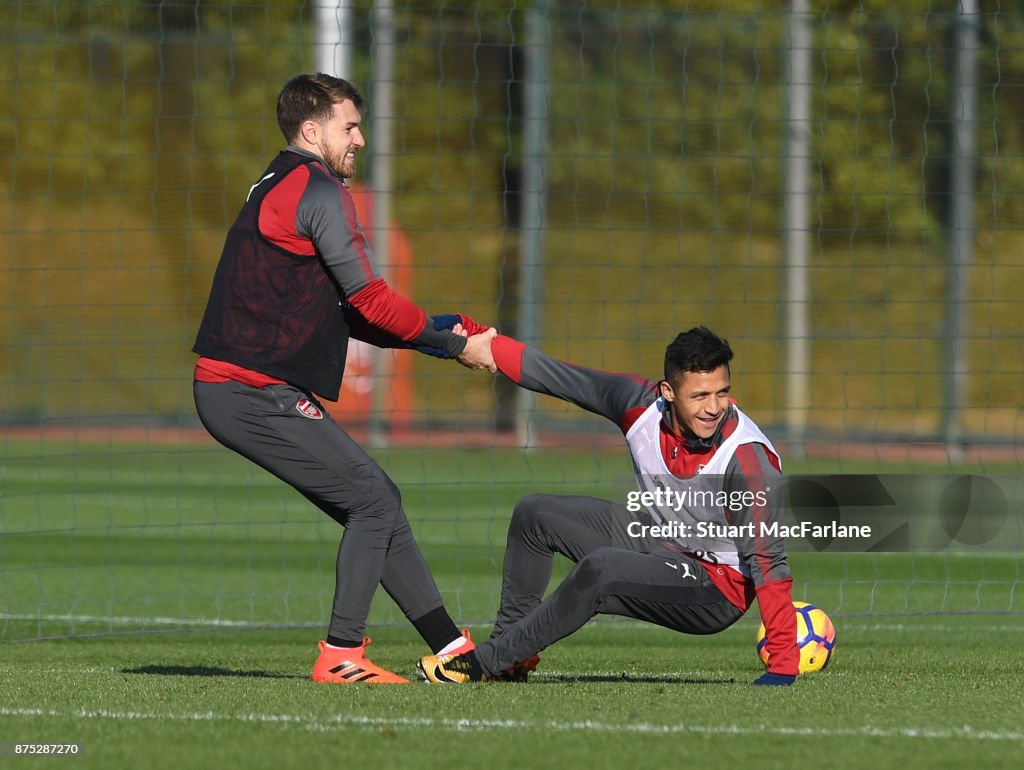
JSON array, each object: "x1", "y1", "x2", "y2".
[{"x1": 626, "y1": 520, "x2": 872, "y2": 540}]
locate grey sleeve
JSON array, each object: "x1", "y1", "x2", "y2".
[
  {"x1": 295, "y1": 168, "x2": 380, "y2": 297},
  {"x1": 408, "y1": 315, "x2": 469, "y2": 358},
  {"x1": 298, "y1": 168, "x2": 466, "y2": 358},
  {"x1": 723, "y1": 443, "x2": 791, "y2": 588},
  {"x1": 515, "y1": 345, "x2": 657, "y2": 426}
]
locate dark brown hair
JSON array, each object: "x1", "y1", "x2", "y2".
[{"x1": 276, "y1": 73, "x2": 365, "y2": 143}]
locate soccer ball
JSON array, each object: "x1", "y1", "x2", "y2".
[{"x1": 756, "y1": 601, "x2": 836, "y2": 673}]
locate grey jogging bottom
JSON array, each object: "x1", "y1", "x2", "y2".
[
  {"x1": 475, "y1": 493, "x2": 744, "y2": 676},
  {"x1": 193, "y1": 380, "x2": 445, "y2": 641}
]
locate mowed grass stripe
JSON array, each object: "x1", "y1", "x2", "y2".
[
  {"x1": 2, "y1": 613, "x2": 1021, "y2": 633},
  {"x1": 1, "y1": 464, "x2": 544, "y2": 491}
]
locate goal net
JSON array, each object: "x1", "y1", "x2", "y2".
[{"x1": 2, "y1": 1, "x2": 1021, "y2": 641}]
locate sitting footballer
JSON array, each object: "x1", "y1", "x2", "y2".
[{"x1": 418, "y1": 324, "x2": 799, "y2": 686}]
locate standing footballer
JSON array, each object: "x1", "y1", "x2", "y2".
[
  {"x1": 192, "y1": 73, "x2": 494, "y2": 683},
  {"x1": 418, "y1": 325, "x2": 800, "y2": 685}
]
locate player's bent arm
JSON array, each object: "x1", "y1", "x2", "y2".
[
  {"x1": 753, "y1": 578, "x2": 799, "y2": 676},
  {"x1": 489, "y1": 334, "x2": 654, "y2": 424},
  {"x1": 347, "y1": 311, "x2": 473, "y2": 360},
  {"x1": 292, "y1": 172, "x2": 467, "y2": 358},
  {"x1": 723, "y1": 443, "x2": 787, "y2": 585},
  {"x1": 724, "y1": 445, "x2": 800, "y2": 676},
  {"x1": 295, "y1": 165, "x2": 382, "y2": 296},
  {"x1": 345, "y1": 305, "x2": 406, "y2": 348}
]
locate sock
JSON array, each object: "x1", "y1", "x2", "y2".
[
  {"x1": 325, "y1": 635, "x2": 364, "y2": 649},
  {"x1": 412, "y1": 606, "x2": 461, "y2": 654},
  {"x1": 436, "y1": 632, "x2": 470, "y2": 656}
]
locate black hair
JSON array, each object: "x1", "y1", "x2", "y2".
[{"x1": 663, "y1": 326, "x2": 733, "y2": 384}]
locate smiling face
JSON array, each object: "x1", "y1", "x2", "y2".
[
  {"x1": 313, "y1": 99, "x2": 364, "y2": 178},
  {"x1": 295, "y1": 99, "x2": 365, "y2": 178},
  {"x1": 660, "y1": 364, "x2": 731, "y2": 440}
]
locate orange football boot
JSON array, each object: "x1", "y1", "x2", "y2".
[
  {"x1": 311, "y1": 637, "x2": 410, "y2": 684},
  {"x1": 501, "y1": 653, "x2": 541, "y2": 682}
]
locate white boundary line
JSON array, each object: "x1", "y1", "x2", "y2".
[{"x1": 0, "y1": 706, "x2": 1020, "y2": 742}]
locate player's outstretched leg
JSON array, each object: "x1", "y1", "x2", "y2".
[{"x1": 418, "y1": 649, "x2": 486, "y2": 683}]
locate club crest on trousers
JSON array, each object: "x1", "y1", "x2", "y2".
[{"x1": 296, "y1": 398, "x2": 324, "y2": 419}]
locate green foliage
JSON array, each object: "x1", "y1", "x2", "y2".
[{"x1": 2, "y1": 3, "x2": 1022, "y2": 428}]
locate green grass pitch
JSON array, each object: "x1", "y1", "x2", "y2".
[{"x1": 1, "y1": 437, "x2": 1022, "y2": 768}]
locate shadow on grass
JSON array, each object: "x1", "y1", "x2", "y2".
[
  {"x1": 533, "y1": 674, "x2": 734, "y2": 685},
  {"x1": 122, "y1": 667, "x2": 732, "y2": 685},
  {"x1": 122, "y1": 664, "x2": 304, "y2": 680}
]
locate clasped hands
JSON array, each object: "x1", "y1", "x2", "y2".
[{"x1": 454, "y1": 324, "x2": 497, "y2": 373}]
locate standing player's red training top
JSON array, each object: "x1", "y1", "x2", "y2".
[{"x1": 193, "y1": 147, "x2": 467, "y2": 399}]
